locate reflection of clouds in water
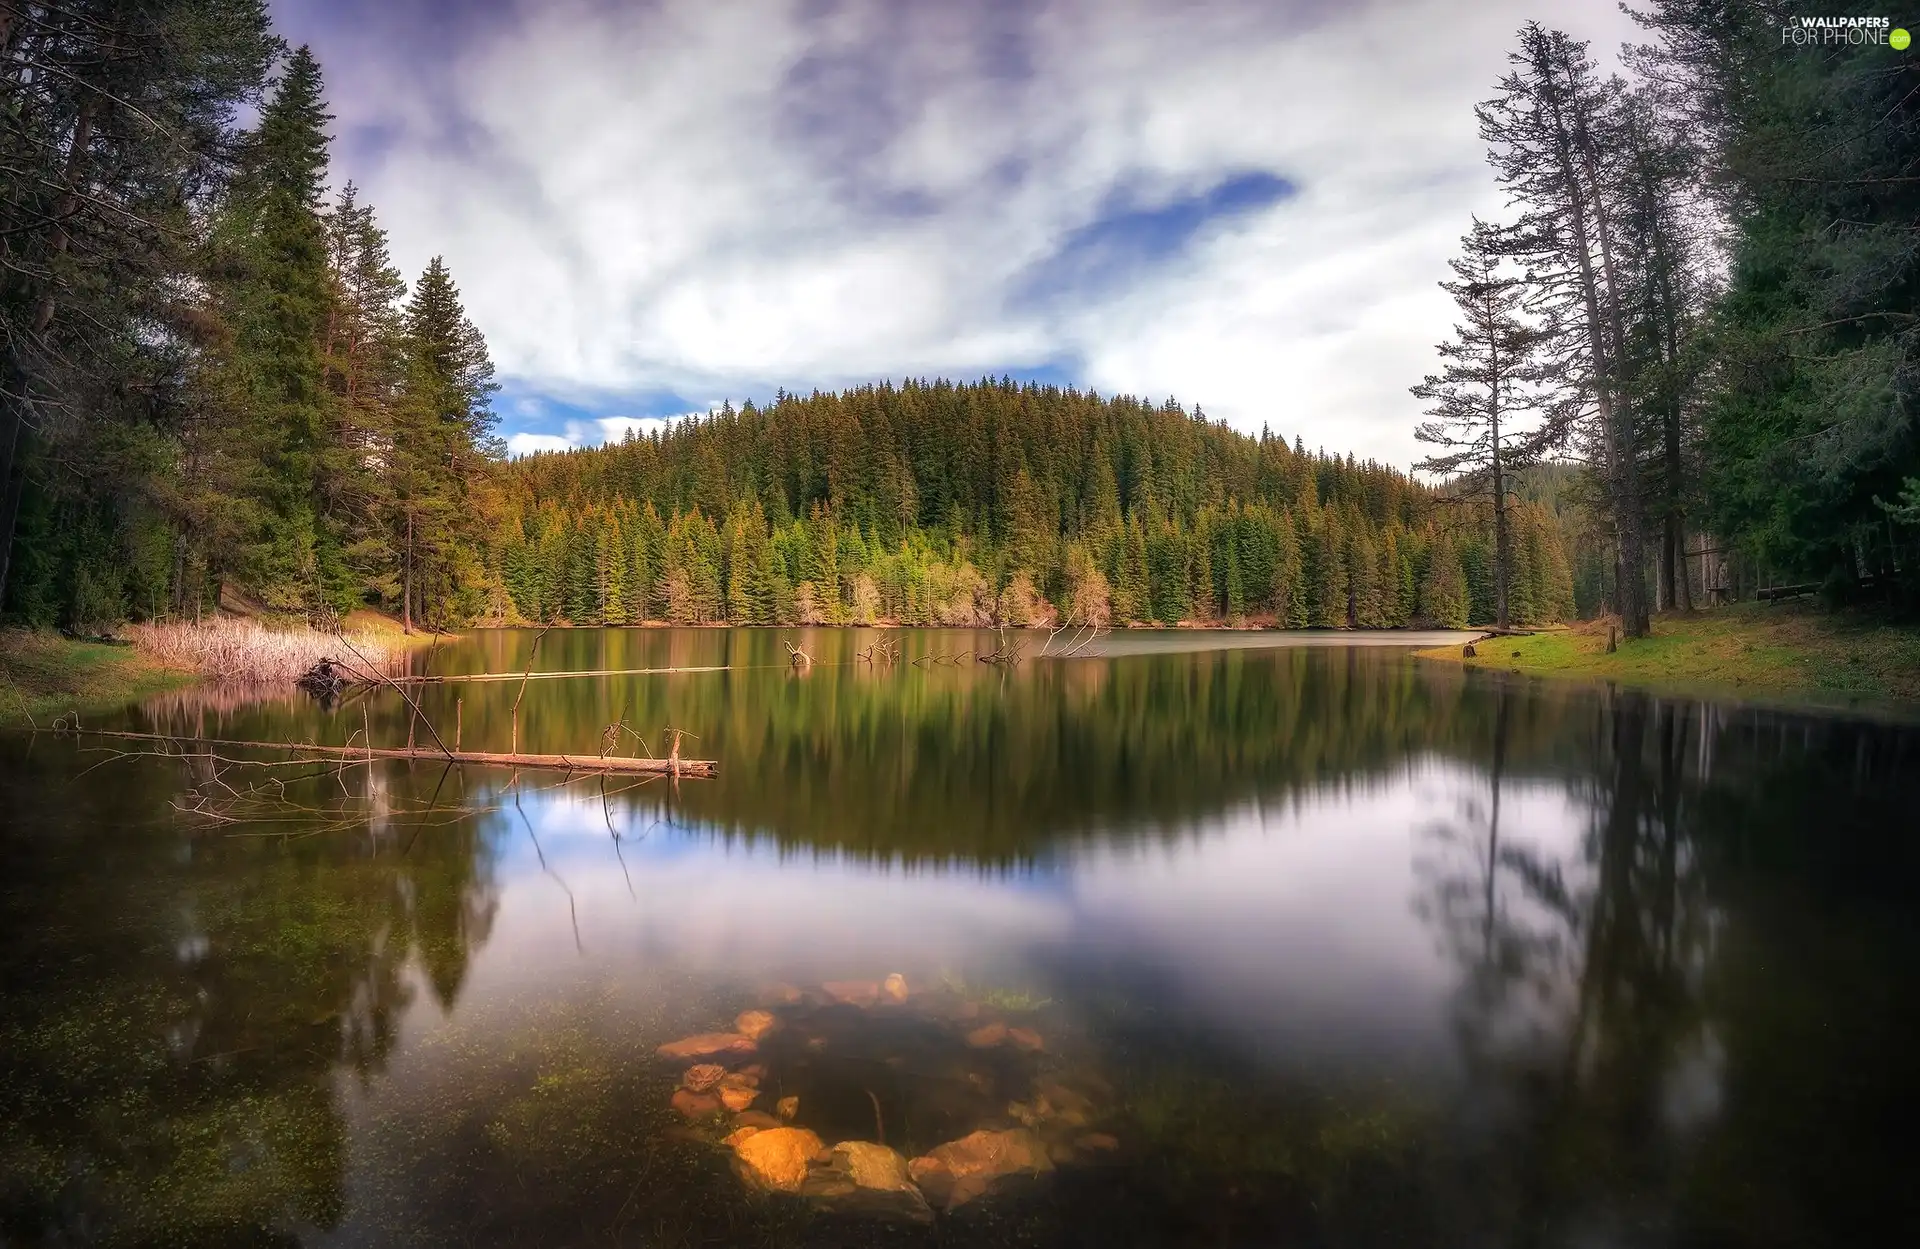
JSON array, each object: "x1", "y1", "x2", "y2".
[
  {"x1": 444, "y1": 760, "x2": 1591, "y2": 1081},
  {"x1": 1062, "y1": 761, "x2": 1587, "y2": 1070},
  {"x1": 463, "y1": 791, "x2": 1074, "y2": 997}
]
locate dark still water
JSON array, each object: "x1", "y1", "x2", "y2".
[{"x1": 3, "y1": 629, "x2": 1917, "y2": 1248}]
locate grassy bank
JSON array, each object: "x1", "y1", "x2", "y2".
[
  {"x1": 1417, "y1": 601, "x2": 1920, "y2": 705},
  {"x1": 1, "y1": 613, "x2": 426, "y2": 728},
  {"x1": 0, "y1": 631, "x2": 195, "y2": 727}
]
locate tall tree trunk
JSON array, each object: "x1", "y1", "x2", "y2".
[
  {"x1": 403, "y1": 508, "x2": 414, "y2": 634},
  {"x1": 1579, "y1": 142, "x2": 1651, "y2": 639},
  {"x1": 0, "y1": 419, "x2": 24, "y2": 610},
  {"x1": 1491, "y1": 391, "x2": 1511, "y2": 630},
  {"x1": 1678, "y1": 526, "x2": 1694, "y2": 611},
  {"x1": 1539, "y1": 58, "x2": 1649, "y2": 639},
  {"x1": 1485, "y1": 277, "x2": 1512, "y2": 630}
]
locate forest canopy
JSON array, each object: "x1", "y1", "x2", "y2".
[{"x1": 6, "y1": 1, "x2": 1909, "y2": 636}]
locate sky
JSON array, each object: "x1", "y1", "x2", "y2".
[{"x1": 270, "y1": 0, "x2": 1641, "y2": 468}]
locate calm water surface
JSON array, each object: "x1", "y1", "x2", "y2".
[{"x1": 2, "y1": 628, "x2": 1916, "y2": 1247}]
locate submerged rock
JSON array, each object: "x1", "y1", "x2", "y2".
[
  {"x1": 732, "y1": 1110, "x2": 782, "y2": 1131},
  {"x1": 908, "y1": 1128, "x2": 1053, "y2": 1210},
  {"x1": 822, "y1": 979, "x2": 880, "y2": 1007},
  {"x1": 670, "y1": 1088, "x2": 721, "y2": 1119},
  {"x1": 735, "y1": 1009, "x2": 777, "y2": 1040},
  {"x1": 681, "y1": 1063, "x2": 727, "y2": 1092},
  {"x1": 723, "y1": 1125, "x2": 763, "y2": 1148},
  {"x1": 760, "y1": 981, "x2": 805, "y2": 1005},
  {"x1": 1035, "y1": 1079, "x2": 1094, "y2": 1118},
  {"x1": 776, "y1": 1095, "x2": 799, "y2": 1120},
  {"x1": 881, "y1": 973, "x2": 910, "y2": 1002},
  {"x1": 964, "y1": 1021, "x2": 1008, "y2": 1048},
  {"x1": 1075, "y1": 1132, "x2": 1119, "y2": 1153},
  {"x1": 804, "y1": 1141, "x2": 934, "y2": 1224},
  {"x1": 1007, "y1": 1026, "x2": 1044, "y2": 1052},
  {"x1": 731, "y1": 1127, "x2": 825, "y2": 1194},
  {"x1": 718, "y1": 1084, "x2": 757, "y2": 1112},
  {"x1": 657, "y1": 1032, "x2": 757, "y2": 1060}
]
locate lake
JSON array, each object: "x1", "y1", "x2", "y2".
[{"x1": 3, "y1": 627, "x2": 1915, "y2": 1247}]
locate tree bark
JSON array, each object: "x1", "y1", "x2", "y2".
[
  {"x1": 403, "y1": 507, "x2": 414, "y2": 633},
  {"x1": 0, "y1": 420, "x2": 25, "y2": 610}
]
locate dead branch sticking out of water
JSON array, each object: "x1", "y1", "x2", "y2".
[
  {"x1": 335, "y1": 632, "x2": 456, "y2": 762},
  {"x1": 511, "y1": 623, "x2": 554, "y2": 756},
  {"x1": 975, "y1": 623, "x2": 1026, "y2": 666},
  {"x1": 784, "y1": 640, "x2": 813, "y2": 671},
  {"x1": 384, "y1": 664, "x2": 733, "y2": 684}
]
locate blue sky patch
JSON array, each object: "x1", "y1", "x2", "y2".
[{"x1": 1013, "y1": 170, "x2": 1296, "y2": 309}]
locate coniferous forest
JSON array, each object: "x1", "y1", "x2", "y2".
[{"x1": 1, "y1": 2, "x2": 1914, "y2": 635}]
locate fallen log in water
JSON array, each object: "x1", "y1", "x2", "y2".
[
  {"x1": 72, "y1": 729, "x2": 717, "y2": 777},
  {"x1": 385, "y1": 664, "x2": 733, "y2": 684}
]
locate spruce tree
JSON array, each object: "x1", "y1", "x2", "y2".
[
  {"x1": 216, "y1": 45, "x2": 337, "y2": 613},
  {"x1": 1480, "y1": 24, "x2": 1653, "y2": 635},
  {"x1": 1422, "y1": 533, "x2": 1470, "y2": 628},
  {"x1": 1411, "y1": 218, "x2": 1543, "y2": 629},
  {"x1": 391, "y1": 257, "x2": 498, "y2": 629}
]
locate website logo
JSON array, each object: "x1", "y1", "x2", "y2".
[{"x1": 1780, "y1": 15, "x2": 1901, "y2": 45}]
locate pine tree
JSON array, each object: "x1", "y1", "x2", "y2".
[
  {"x1": 391, "y1": 257, "x2": 498, "y2": 630},
  {"x1": 1422, "y1": 533, "x2": 1470, "y2": 628},
  {"x1": 1347, "y1": 523, "x2": 1385, "y2": 628},
  {"x1": 1481, "y1": 24, "x2": 1653, "y2": 635},
  {"x1": 1276, "y1": 510, "x2": 1308, "y2": 628},
  {"x1": 1308, "y1": 508, "x2": 1349, "y2": 628},
  {"x1": 1411, "y1": 217, "x2": 1543, "y2": 629},
  {"x1": 214, "y1": 46, "x2": 337, "y2": 614},
  {"x1": 321, "y1": 183, "x2": 408, "y2": 607}
]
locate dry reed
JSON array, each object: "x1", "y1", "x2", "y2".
[{"x1": 126, "y1": 618, "x2": 409, "y2": 683}]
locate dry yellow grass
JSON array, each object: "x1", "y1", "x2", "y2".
[{"x1": 125, "y1": 618, "x2": 412, "y2": 683}]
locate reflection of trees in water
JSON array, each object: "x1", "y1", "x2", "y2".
[
  {"x1": 1419, "y1": 692, "x2": 1920, "y2": 1245},
  {"x1": 578, "y1": 641, "x2": 1597, "y2": 865},
  {"x1": 0, "y1": 743, "x2": 499, "y2": 1243},
  {"x1": 133, "y1": 632, "x2": 1600, "y2": 866}
]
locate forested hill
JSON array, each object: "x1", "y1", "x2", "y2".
[
  {"x1": 493, "y1": 379, "x2": 1574, "y2": 630},
  {"x1": 1, "y1": 7, "x2": 1585, "y2": 636}
]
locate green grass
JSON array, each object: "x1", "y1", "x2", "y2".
[
  {"x1": 1417, "y1": 601, "x2": 1920, "y2": 706},
  {"x1": 0, "y1": 630, "x2": 195, "y2": 727}
]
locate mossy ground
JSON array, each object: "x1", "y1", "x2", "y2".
[
  {"x1": 0, "y1": 630, "x2": 195, "y2": 727},
  {"x1": 1417, "y1": 600, "x2": 1920, "y2": 704}
]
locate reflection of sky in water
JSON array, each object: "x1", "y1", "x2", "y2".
[{"x1": 433, "y1": 758, "x2": 1589, "y2": 1084}]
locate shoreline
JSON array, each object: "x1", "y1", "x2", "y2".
[
  {"x1": 0, "y1": 631, "x2": 196, "y2": 727},
  {"x1": 12, "y1": 606, "x2": 1916, "y2": 726},
  {"x1": 1414, "y1": 602, "x2": 1920, "y2": 709}
]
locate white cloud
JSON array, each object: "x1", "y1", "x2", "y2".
[
  {"x1": 503, "y1": 415, "x2": 691, "y2": 457},
  {"x1": 503, "y1": 431, "x2": 574, "y2": 457},
  {"x1": 292, "y1": 0, "x2": 1642, "y2": 467}
]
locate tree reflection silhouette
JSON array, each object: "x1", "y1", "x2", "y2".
[
  {"x1": 0, "y1": 740, "x2": 498, "y2": 1243},
  {"x1": 1421, "y1": 691, "x2": 1920, "y2": 1246}
]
